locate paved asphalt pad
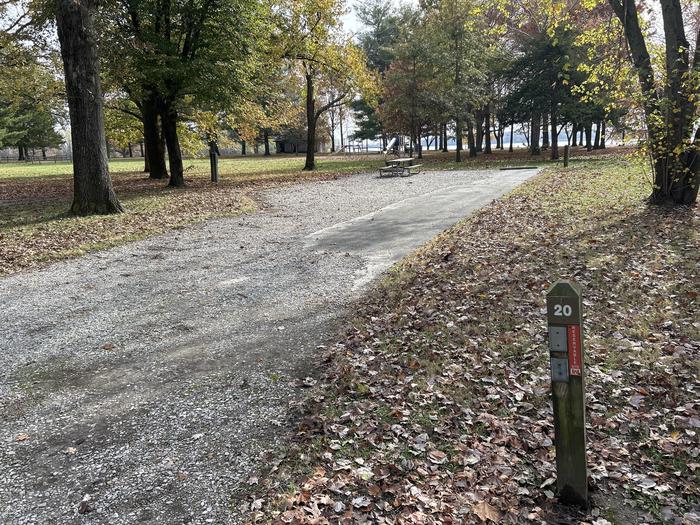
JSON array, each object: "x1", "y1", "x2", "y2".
[{"x1": 0, "y1": 168, "x2": 536, "y2": 524}]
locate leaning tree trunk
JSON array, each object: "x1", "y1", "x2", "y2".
[
  {"x1": 56, "y1": 0, "x2": 122, "y2": 215},
  {"x1": 304, "y1": 72, "x2": 316, "y2": 171},
  {"x1": 142, "y1": 93, "x2": 168, "y2": 179},
  {"x1": 160, "y1": 100, "x2": 184, "y2": 187}
]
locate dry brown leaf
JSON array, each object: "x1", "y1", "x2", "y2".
[
  {"x1": 427, "y1": 450, "x2": 447, "y2": 464},
  {"x1": 472, "y1": 501, "x2": 501, "y2": 523}
]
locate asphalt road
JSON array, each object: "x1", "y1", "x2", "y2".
[{"x1": 0, "y1": 167, "x2": 537, "y2": 524}]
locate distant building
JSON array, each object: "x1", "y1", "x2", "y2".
[{"x1": 274, "y1": 128, "x2": 328, "y2": 154}]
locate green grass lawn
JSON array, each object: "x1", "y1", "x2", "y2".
[
  {"x1": 0, "y1": 155, "x2": 384, "y2": 181},
  {"x1": 0, "y1": 145, "x2": 628, "y2": 181}
]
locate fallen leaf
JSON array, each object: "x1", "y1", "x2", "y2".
[
  {"x1": 428, "y1": 450, "x2": 447, "y2": 464},
  {"x1": 472, "y1": 501, "x2": 501, "y2": 522}
]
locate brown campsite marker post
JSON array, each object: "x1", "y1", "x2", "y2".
[{"x1": 546, "y1": 279, "x2": 587, "y2": 507}]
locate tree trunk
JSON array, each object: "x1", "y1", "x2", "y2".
[
  {"x1": 550, "y1": 103, "x2": 559, "y2": 160},
  {"x1": 571, "y1": 123, "x2": 578, "y2": 146},
  {"x1": 304, "y1": 72, "x2": 316, "y2": 171},
  {"x1": 600, "y1": 120, "x2": 606, "y2": 149},
  {"x1": 442, "y1": 123, "x2": 448, "y2": 152},
  {"x1": 18, "y1": 145, "x2": 25, "y2": 161},
  {"x1": 339, "y1": 106, "x2": 344, "y2": 150},
  {"x1": 455, "y1": 119, "x2": 462, "y2": 162},
  {"x1": 467, "y1": 123, "x2": 477, "y2": 158},
  {"x1": 56, "y1": 0, "x2": 122, "y2": 215},
  {"x1": 264, "y1": 129, "x2": 270, "y2": 156},
  {"x1": 542, "y1": 113, "x2": 550, "y2": 149},
  {"x1": 585, "y1": 124, "x2": 592, "y2": 151},
  {"x1": 161, "y1": 101, "x2": 184, "y2": 187},
  {"x1": 241, "y1": 140, "x2": 246, "y2": 155},
  {"x1": 661, "y1": 127, "x2": 700, "y2": 204},
  {"x1": 330, "y1": 128, "x2": 335, "y2": 152},
  {"x1": 42, "y1": 147, "x2": 47, "y2": 160},
  {"x1": 142, "y1": 94, "x2": 168, "y2": 179},
  {"x1": 484, "y1": 108, "x2": 492, "y2": 154},
  {"x1": 127, "y1": 143, "x2": 133, "y2": 157},
  {"x1": 509, "y1": 122, "x2": 514, "y2": 152},
  {"x1": 475, "y1": 113, "x2": 483, "y2": 152},
  {"x1": 530, "y1": 113, "x2": 541, "y2": 155},
  {"x1": 144, "y1": 142, "x2": 150, "y2": 172}
]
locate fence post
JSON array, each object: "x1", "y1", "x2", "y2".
[{"x1": 209, "y1": 141, "x2": 219, "y2": 183}]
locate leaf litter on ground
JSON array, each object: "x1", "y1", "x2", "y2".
[{"x1": 244, "y1": 158, "x2": 699, "y2": 524}]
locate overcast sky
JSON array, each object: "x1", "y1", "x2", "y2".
[{"x1": 342, "y1": 3, "x2": 363, "y2": 36}]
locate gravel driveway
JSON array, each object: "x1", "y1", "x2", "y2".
[{"x1": 0, "y1": 168, "x2": 536, "y2": 524}]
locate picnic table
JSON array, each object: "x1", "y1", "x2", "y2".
[{"x1": 378, "y1": 157, "x2": 423, "y2": 178}]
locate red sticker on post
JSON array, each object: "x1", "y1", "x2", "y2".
[{"x1": 567, "y1": 325, "x2": 582, "y2": 375}]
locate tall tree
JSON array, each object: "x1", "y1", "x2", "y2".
[
  {"x1": 55, "y1": 0, "x2": 123, "y2": 215},
  {"x1": 101, "y1": 0, "x2": 265, "y2": 186},
  {"x1": 423, "y1": 0, "x2": 489, "y2": 162},
  {"x1": 608, "y1": 0, "x2": 699, "y2": 204},
  {"x1": 275, "y1": 0, "x2": 374, "y2": 170}
]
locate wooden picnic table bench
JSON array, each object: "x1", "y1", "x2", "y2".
[{"x1": 379, "y1": 157, "x2": 423, "y2": 178}]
